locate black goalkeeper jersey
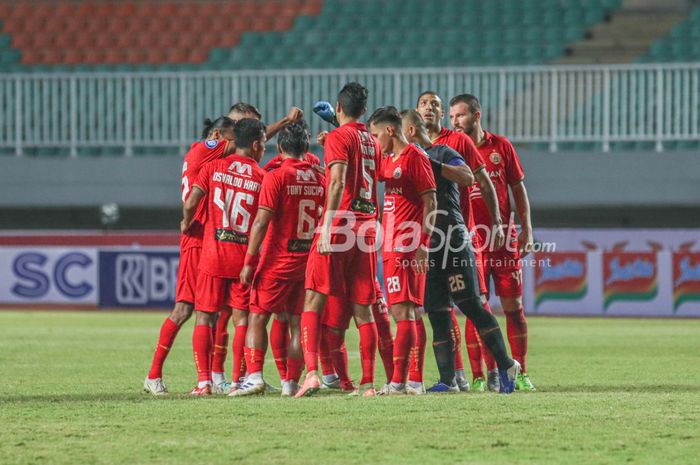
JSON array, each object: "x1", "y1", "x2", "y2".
[{"x1": 425, "y1": 144, "x2": 469, "y2": 253}]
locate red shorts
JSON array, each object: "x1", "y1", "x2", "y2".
[
  {"x1": 322, "y1": 294, "x2": 353, "y2": 331},
  {"x1": 482, "y1": 248, "x2": 523, "y2": 298},
  {"x1": 305, "y1": 235, "x2": 377, "y2": 305},
  {"x1": 474, "y1": 248, "x2": 489, "y2": 296},
  {"x1": 250, "y1": 277, "x2": 305, "y2": 316},
  {"x1": 175, "y1": 246, "x2": 201, "y2": 304},
  {"x1": 382, "y1": 256, "x2": 426, "y2": 307},
  {"x1": 195, "y1": 272, "x2": 250, "y2": 312}
]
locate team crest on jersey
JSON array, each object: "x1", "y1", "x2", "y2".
[
  {"x1": 393, "y1": 167, "x2": 402, "y2": 179},
  {"x1": 205, "y1": 139, "x2": 219, "y2": 149},
  {"x1": 490, "y1": 152, "x2": 502, "y2": 164},
  {"x1": 296, "y1": 169, "x2": 317, "y2": 183},
  {"x1": 227, "y1": 161, "x2": 252, "y2": 177}
]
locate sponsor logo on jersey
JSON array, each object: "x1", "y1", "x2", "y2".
[
  {"x1": 227, "y1": 161, "x2": 252, "y2": 178},
  {"x1": 672, "y1": 252, "x2": 700, "y2": 311},
  {"x1": 603, "y1": 251, "x2": 657, "y2": 309},
  {"x1": 490, "y1": 152, "x2": 501, "y2": 164},
  {"x1": 383, "y1": 196, "x2": 396, "y2": 213},
  {"x1": 296, "y1": 169, "x2": 317, "y2": 184},
  {"x1": 205, "y1": 139, "x2": 219, "y2": 149},
  {"x1": 534, "y1": 252, "x2": 587, "y2": 307}
]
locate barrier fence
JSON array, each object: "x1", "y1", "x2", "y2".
[{"x1": 1, "y1": 63, "x2": 699, "y2": 156}]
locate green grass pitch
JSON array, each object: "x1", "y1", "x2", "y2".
[{"x1": 0, "y1": 311, "x2": 698, "y2": 465}]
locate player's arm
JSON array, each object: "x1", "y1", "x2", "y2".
[
  {"x1": 181, "y1": 186, "x2": 205, "y2": 233},
  {"x1": 511, "y1": 181, "x2": 533, "y2": 256},
  {"x1": 239, "y1": 207, "x2": 274, "y2": 285},
  {"x1": 474, "y1": 167, "x2": 505, "y2": 249},
  {"x1": 432, "y1": 158, "x2": 473, "y2": 187},
  {"x1": 415, "y1": 189, "x2": 437, "y2": 274},
  {"x1": 265, "y1": 107, "x2": 303, "y2": 139},
  {"x1": 318, "y1": 161, "x2": 347, "y2": 255}
]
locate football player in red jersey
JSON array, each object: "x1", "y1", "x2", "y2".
[
  {"x1": 296, "y1": 83, "x2": 382, "y2": 398},
  {"x1": 181, "y1": 119, "x2": 266, "y2": 396},
  {"x1": 234, "y1": 123, "x2": 326, "y2": 397},
  {"x1": 450, "y1": 94, "x2": 535, "y2": 391},
  {"x1": 144, "y1": 116, "x2": 236, "y2": 396},
  {"x1": 415, "y1": 92, "x2": 522, "y2": 393},
  {"x1": 369, "y1": 106, "x2": 437, "y2": 395}
]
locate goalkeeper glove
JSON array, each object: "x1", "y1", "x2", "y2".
[{"x1": 313, "y1": 101, "x2": 339, "y2": 127}]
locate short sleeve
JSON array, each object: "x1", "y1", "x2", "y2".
[
  {"x1": 503, "y1": 140, "x2": 525, "y2": 185},
  {"x1": 409, "y1": 150, "x2": 437, "y2": 195},
  {"x1": 193, "y1": 161, "x2": 213, "y2": 193},
  {"x1": 324, "y1": 129, "x2": 349, "y2": 166},
  {"x1": 258, "y1": 171, "x2": 282, "y2": 211}
]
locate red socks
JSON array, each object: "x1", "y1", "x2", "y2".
[
  {"x1": 231, "y1": 324, "x2": 248, "y2": 382},
  {"x1": 243, "y1": 346, "x2": 266, "y2": 374},
  {"x1": 286, "y1": 357, "x2": 304, "y2": 383},
  {"x1": 373, "y1": 307, "x2": 394, "y2": 383},
  {"x1": 391, "y1": 320, "x2": 416, "y2": 385},
  {"x1": 450, "y1": 308, "x2": 464, "y2": 371},
  {"x1": 148, "y1": 317, "x2": 180, "y2": 379},
  {"x1": 300, "y1": 311, "x2": 320, "y2": 373},
  {"x1": 192, "y1": 324, "x2": 212, "y2": 383},
  {"x1": 270, "y1": 319, "x2": 289, "y2": 381},
  {"x1": 358, "y1": 322, "x2": 378, "y2": 386},
  {"x1": 323, "y1": 326, "x2": 352, "y2": 384},
  {"x1": 482, "y1": 301, "x2": 497, "y2": 371},
  {"x1": 211, "y1": 310, "x2": 231, "y2": 374},
  {"x1": 409, "y1": 317, "x2": 427, "y2": 382},
  {"x1": 505, "y1": 307, "x2": 528, "y2": 372},
  {"x1": 465, "y1": 318, "x2": 484, "y2": 379},
  {"x1": 320, "y1": 326, "x2": 336, "y2": 377}
]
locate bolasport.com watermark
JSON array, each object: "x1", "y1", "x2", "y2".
[{"x1": 317, "y1": 210, "x2": 556, "y2": 270}]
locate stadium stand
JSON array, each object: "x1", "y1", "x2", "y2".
[
  {"x1": 0, "y1": 0, "x2": 622, "y2": 71},
  {"x1": 640, "y1": 4, "x2": 700, "y2": 63}
]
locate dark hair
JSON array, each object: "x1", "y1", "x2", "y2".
[
  {"x1": 277, "y1": 122, "x2": 308, "y2": 157},
  {"x1": 201, "y1": 116, "x2": 235, "y2": 140},
  {"x1": 233, "y1": 118, "x2": 266, "y2": 149},
  {"x1": 337, "y1": 82, "x2": 368, "y2": 118},
  {"x1": 228, "y1": 102, "x2": 262, "y2": 119},
  {"x1": 400, "y1": 109, "x2": 426, "y2": 132},
  {"x1": 449, "y1": 94, "x2": 481, "y2": 113},
  {"x1": 368, "y1": 106, "x2": 402, "y2": 129},
  {"x1": 416, "y1": 90, "x2": 441, "y2": 107}
]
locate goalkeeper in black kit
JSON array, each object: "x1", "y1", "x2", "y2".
[{"x1": 400, "y1": 109, "x2": 521, "y2": 393}]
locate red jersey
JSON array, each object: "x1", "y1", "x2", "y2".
[
  {"x1": 380, "y1": 144, "x2": 436, "y2": 258},
  {"x1": 193, "y1": 154, "x2": 264, "y2": 278},
  {"x1": 470, "y1": 131, "x2": 525, "y2": 229},
  {"x1": 324, "y1": 122, "x2": 381, "y2": 234},
  {"x1": 180, "y1": 139, "x2": 231, "y2": 250},
  {"x1": 432, "y1": 127, "x2": 486, "y2": 230},
  {"x1": 257, "y1": 158, "x2": 326, "y2": 281},
  {"x1": 263, "y1": 152, "x2": 321, "y2": 172}
]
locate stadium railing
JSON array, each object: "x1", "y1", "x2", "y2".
[{"x1": 0, "y1": 62, "x2": 698, "y2": 156}]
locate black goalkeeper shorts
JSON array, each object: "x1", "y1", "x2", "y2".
[{"x1": 424, "y1": 246, "x2": 481, "y2": 312}]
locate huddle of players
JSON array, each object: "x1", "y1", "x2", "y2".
[{"x1": 144, "y1": 82, "x2": 535, "y2": 397}]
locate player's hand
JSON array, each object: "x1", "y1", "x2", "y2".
[
  {"x1": 180, "y1": 219, "x2": 191, "y2": 234},
  {"x1": 286, "y1": 106, "x2": 303, "y2": 124},
  {"x1": 318, "y1": 229, "x2": 333, "y2": 255},
  {"x1": 317, "y1": 131, "x2": 329, "y2": 146},
  {"x1": 492, "y1": 222, "x2": 506, "y2": 250},
  {"x1": 239, "y1": 265, "x2": 254, "y2": 286},
  {"x1": 313, "y1": 101, "x2": 339, "y2": 127},
  {"x1": 413, "y1": 245, "x2": 429, "y2": 275},
  {"x1": 518, "y1": 227, "x2": 534, "y2": 257}
]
